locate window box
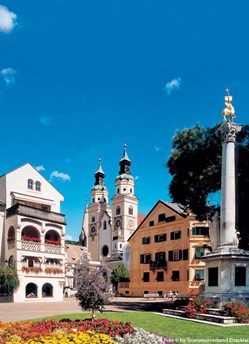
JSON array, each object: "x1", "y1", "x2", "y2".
[
  {"x1": 7, "y1": 237, "x2": 15, "y2": 242},
  {"x1": 21, "y1": 236, "x2": 40, "y2": 243},
  {"x1": 45, "y1": 239, "x2": 61, "y2": 246},
  {"x1": 21, "y1": 266, "x2": 42, "y2": 273},
  {"x1": 45, "y1": 267, "x2": 63, "y2": 274}
]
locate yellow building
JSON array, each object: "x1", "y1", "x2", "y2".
[{"x1": 124, "y1": 200, "x2": 210, "y2": 297}]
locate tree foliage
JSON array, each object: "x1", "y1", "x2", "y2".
[
  {"x1": 111, "y1": 262, "x2": 130, "y2": 285},
  {"x1": 166, "y1": 123, "x2": 249, "y2": 249},
  {"x1": 0, "y1": 264, "x2": 19, "y2": 295},
  {"x1": 76, "y1": 267, "x2": 112, "y2": 319}
]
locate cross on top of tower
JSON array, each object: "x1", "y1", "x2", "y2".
[{"x1": 225, "y1": 87, "x2": 230, "y2": 95}]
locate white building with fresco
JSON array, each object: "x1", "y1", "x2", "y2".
[{"x1": 0, "y1": 163, "x2": 66, "y2": 302}]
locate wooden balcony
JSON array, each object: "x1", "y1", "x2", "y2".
[{"x1": 6, "y1": 204, "x2": 66, "y2": 225}]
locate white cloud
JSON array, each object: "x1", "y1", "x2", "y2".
[
  {"x1": 50, "y1": 171, "x2": 71, "y2": 182},
  {"x1": 135, "y1": 176, "x2": 139, "y2": 180},
  {"x1": 154, "y1": 145, "x2": 164, "y2": 153},
  {"x1": 65, "y1": 234, "x2": 73, "y2": 240},
  {"x1": 163, "y1": 77, "x2": 182, "y2": 95},
  {"x1": 40, "y1": 116, "x2": 52, "y2": 126},
  {"x1": 0, "y1": 5, "x2": 17, "y2": 33},
  {"x1": 0, "y1": 68, "x2": 16, "y2": 86},
  {"x1": 35, "y1": 165, "x2": 45, "y2": 172}
]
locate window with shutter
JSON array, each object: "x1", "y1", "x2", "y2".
[
  {"x1": 171, "y1": 271, "x2": 180, "y2": 281},
  {"x1": 143, "y1": 272, "x2": 150, "y2": 282},
  {"x1": 183, "y1": 249, "x2": 188, "y2": 260},
  {"x1": 157, "y1": 271, "x2": 164, "y2": 282},
  {"x1": 195, "y1": 247, "x2": 205, "y2": 259},
  {"x1": 192, "y1": 227, "x2": 209, "y2": 236},
  {"x1": 195, "y1": 269, "x2": 204, "y2": 281},
  {"x1": 154, "y1": 233, "x2": 167, "y2": 242},
  {"x1": 158, "y1": 213, "x2": 166, "y2": 222},
  {"x1": 142, "y1": 237, "x2": 150, "y2": 245},
  {"x1": 170, "y1": 231, "x2": 181, "y2": 240},
  {"x1": 155, "y1": 251, "x2": 166, "y2": 262}
]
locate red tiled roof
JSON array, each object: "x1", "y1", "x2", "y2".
[{"x1": 138, "y1": 213, "x2": 146, "y2": 225}]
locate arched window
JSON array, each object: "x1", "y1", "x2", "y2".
[
  {"x1": 102, "y1": 245, "x2": 109, "y2": 257},
  {"x1": 26, "y1": 283, "x2": 37, "y2": 298},
  {"x1": 21, "y1": 226, "x2": 40, "y2": 242},
  {"x1": 92, "y1": 215, "x2": 95, "y2": 223},
  {"x1": 35, "y1": 181, "x2": 41, "y2": 191},
  {"x1": 42, "y1": 283, "x2": 53, "y2": 297},
  {"x1": 8, "y1": 255, "x2": 14, "y2": 268},
  {"x1": 28, "y1": 179, "x2": 33, "y2": 189},
  {"x1": 22, "y1": 256, "x2": 40, "y2": 267},
  {"x1": 103, "y1": 221, "x2": 107, "y2": 230},
  {"x1": 45, "y1": 230, "x2": 61, "y2": 245},
  {"x1": 7, "y1": 226, "x2": 15, "y2": 242},
  {"x1": 128, "y1": 206, "x2": 133, "y2": 215},
  {"x1": 116, "y1": 206, "x2": 121, "y2": 215}
]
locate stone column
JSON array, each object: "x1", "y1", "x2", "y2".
[{"x1": 217, "y1": 120, "x2": 241, "y2": 247}]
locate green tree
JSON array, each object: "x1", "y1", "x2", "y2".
[
  {"x1": 166, "y1": 124, "x2": 249, "y2": 249},
  {"x1": 0, "y1": 264, "x2": 19, "y2": 295},
  {"x1": 111, "y1": 262, "x2": 130, "y2": 291},
  {"x1": 76, "y1": 267, "x2": 112, "y2": 320}
]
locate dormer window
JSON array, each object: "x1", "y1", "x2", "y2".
[
  {"x1": 35, "y1": 181, "x2": 41, "y2": 191},
  {"x1": 28, "y1": 179, "x2": 33, "y2": 189}
]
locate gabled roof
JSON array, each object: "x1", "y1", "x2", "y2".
[
  {"x1": 0, "y1": 162, "x2": 64, "y2": 197},
  {"x1": 105, "y1": 254, "x2": 123, "y2": 263},
  {"x1": 128, "y1": 200, "x2": 188, "y2": 241},
  {"x1": 138, "y1": 213, "x2": 146, "y2": 225},
  {"x1": 65, "y1": 244, "x2": 86, "y2": 264}
]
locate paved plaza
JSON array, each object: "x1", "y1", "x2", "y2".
[{"x1": 0, "y1": 297, "x2": 168, "y2": 323}]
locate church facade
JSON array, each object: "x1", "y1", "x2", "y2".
[{"x1": 80, "y1": 144, "x2": 140, "y2": 269}]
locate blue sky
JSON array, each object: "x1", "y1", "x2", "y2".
[{"x1": 0, "y1": 1, "x2": 249, "y2": 241}]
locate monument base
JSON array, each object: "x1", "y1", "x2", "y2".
[{"x1": 201, "y1": 246, "x2": 249, "y2": 308}]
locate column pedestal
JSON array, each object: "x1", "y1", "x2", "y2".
[{"x1": 202, "y1": 247, "x2": 249, "y2": 307}]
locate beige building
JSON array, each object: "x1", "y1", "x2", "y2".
[{"x1": 122, "y1": 200, "x2": 210, "y2": 297}]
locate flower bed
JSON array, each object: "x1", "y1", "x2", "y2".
[
  {"x1": 0, "y1": 318, "x2": 134, "y2": 343},
  {"x1": 184, "y1": 297, "x2": 211, "y2": 318},
  {"x1": 0, "y1": 318, "x2": 179, "y2": 344},
  {"x1": 222, "y1": 301, "x2": 249, "y2": 323}
]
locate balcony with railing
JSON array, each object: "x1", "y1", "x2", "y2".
[
  {"x1": 20, "y1": 240, "x2": 63, "y2": 254},
  {"x1": 149, "y1": 260, "x2": 167, "y2": 270},
  {"x1": 6, "y1": 203, "x2": 66, "y2": 225}
]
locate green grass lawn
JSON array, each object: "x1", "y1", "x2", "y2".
[{"x1": 43, "y1": 312, "x2": 249, "y2": 341}]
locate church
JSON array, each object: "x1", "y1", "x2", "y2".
[{"x1": 79, "y1": 143, "x2": 144, "y2": 269}]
